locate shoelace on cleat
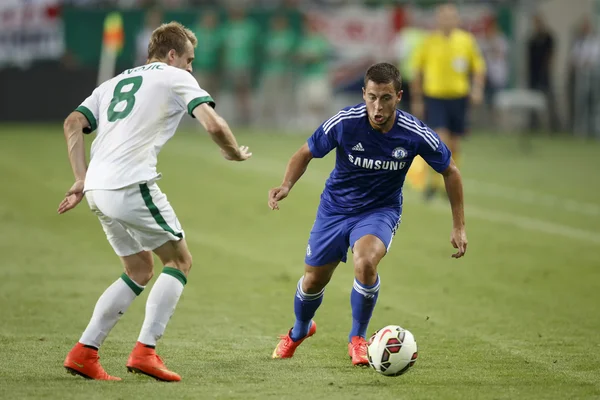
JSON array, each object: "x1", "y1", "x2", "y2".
[
  {"x1": 276, "y1": 335, "x2": 294, "y2": 352},
  {"x1": 351, "y1": 341, "x2": 367, "y2": 357}
]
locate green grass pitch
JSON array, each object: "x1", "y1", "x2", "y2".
[{"x1": 0, "y1": 124, "x2": 599, "y2": 399}]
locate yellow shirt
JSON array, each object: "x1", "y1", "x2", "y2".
[{"x1": 412, "y1": 29, "x2": 485, "y2": 99}]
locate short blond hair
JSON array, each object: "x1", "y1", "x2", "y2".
[{"x1": 147, "y1": 21, "x2": 197, "y2": 60}]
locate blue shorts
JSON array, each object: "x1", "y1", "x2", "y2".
[
  {"x1": 304, "y1": 207, "x2": 402, "y2": 267},
  {"x1": 425, "y1": 96, "x2": 469, "y2": 136}
]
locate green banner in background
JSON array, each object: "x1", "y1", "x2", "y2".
[
  {"x1": 64, "y1": 4, "x2": 514, "y2": 88},
  {"x1": 64, "y1": 9, "x2": 187, "y2": 69},
  {"x1": 63, "y1": 7, "x2": 303, "y2": 70}
]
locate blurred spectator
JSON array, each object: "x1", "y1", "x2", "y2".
[
  {"x1": 192, "y1": 9, "x2": 223, "y2": 99},
  {"x1": 570, "y1": 17, "x2": 600, "y2": 139},
  {"x1": 527, "y1": 13, "x2": 560, "y2": 132},
  {"x1": 222, "y1": 7, "x2": 260, "y2": 126},
  {"x1": 135, "y1": 7, "x2": 163, "y2": 66},
  {"x1": 295, "y1": 14, "x2": 332, "y2": 128},
  {"x1": 478, "y1": 17, "x2": 509, "y2": 125},
  {"x1": 257, "y1": 14, "x2": 297, "y2": 129},
  {"x1": 391, "y1": 9, "x2": 427, "y2": 113}
]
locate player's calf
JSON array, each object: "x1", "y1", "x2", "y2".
[
  {"x1": 131, "y1": 240, "x2": 191, "y2": 380},
  {"x1": 278, "y1": 263, "x2": 336, "y2": 343},
  {"x1": 273, "y1": 269, "x2": 331, "y2": 359},
  {"x1": 349, "y1": 235, "x2": 384, "y2": 357},
  {"x1": 349, "y1": 275, "x2": 380, "y2": 340}
]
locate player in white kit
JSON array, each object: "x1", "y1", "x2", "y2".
[{"x1": 58, "y1": 22, "x2": 251, "y2": 382}]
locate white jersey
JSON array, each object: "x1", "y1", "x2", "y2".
[{"x1": 77, "y1": 62, "x2": 214, "y2": 191}]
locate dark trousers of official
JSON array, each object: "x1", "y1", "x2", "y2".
[{"x1": 528, "y1": 79, "x2": 561, "y2": 133}]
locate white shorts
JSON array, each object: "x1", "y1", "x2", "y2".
[{"x1": 85, "y1": 183, "x2": 184, "y2": 257}]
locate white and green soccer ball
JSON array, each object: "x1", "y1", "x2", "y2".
[{"x1": 367, "y1": 325, "x2": 418, "y2": 376}]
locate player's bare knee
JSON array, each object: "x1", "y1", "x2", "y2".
[
  {"x1": 126, "y1": 268, "x2": 153, "y2": 286},
  {"x1": 180, "y1": 253, "x2": 192, "y2": 275},
  {"x1": 302, "y1": 270, "x2": 329, "y2": 294},
  {"x1": 166, "y1": 252, "x2": 193, "y2": 276},
  {"x1": 141, "y1": 269, "x2": 154, "y2": 285},
  {"x1": 353, "y1": 254, "x2": 379, "y2": 285},
  {"x1": 122, "y1": 251, "x2": 154, "y2": 285}
]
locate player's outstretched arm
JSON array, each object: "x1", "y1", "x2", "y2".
[
  {"x1": 441, "y1": 159, "x2": 468, "y2": 258},
  {"x1": 268, "y1": 143, "x2": 313, "y2": 210},
  {"x1": 57, "y1": 112, "x2": 89, "y2": 214},
  {"x1": 192, "y1": 103, "x2": 252, "y2": 161}
]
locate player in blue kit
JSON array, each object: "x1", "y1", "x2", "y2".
[{"x1": 268, "y1": 63, "x2": 467, "y2": 366}]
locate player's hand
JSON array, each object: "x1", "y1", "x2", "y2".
[
  {"x1": 222, "y1": 145, "x2": 252, "y2": 161},
  {"x1": 470, "y1": 88, "x2": 484, "y2": 106},
  {"x1": 268, "y1": 186, "x2": 290, "y2": 210},
  {"x1": 450, "y1": 227, "x2": 468, "y2": 258},
  {"x1": 57, "y1": 180, "x2": 85, "y2": 214}
]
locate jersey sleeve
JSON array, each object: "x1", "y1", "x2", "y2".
[
  {"x1": 469, "y1": 34, "x2": 486, "y2": 75},
  {"x1": 410, "y1": 35, "x2": 428, "y2": 73},
  {"x1": 75, "y1": 87, "x2": 101, "y2": 134},
  {"x1": 416, "y1": 126, "x2": 451, "y2": 173},
  {"x1": 171, "y1": 70, "x2": 215, "y2": 117},
  {"x1": 306, "y1": 121, "x2": 340, "y2": 158}
]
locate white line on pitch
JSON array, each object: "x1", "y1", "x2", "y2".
[
  {"x1": 174, "y1": 146, "x2": 600, "y2": 244},
  {"x1": 465, "y1": 179, "x2": 600, "y2": 218}
]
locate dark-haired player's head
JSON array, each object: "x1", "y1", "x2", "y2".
[{"x1": 362, "y1": 63, "x2": 403, "y2": 132}]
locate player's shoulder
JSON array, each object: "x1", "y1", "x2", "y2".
[
  {"x1": 321, "y1": 103, "x2": 367, "y2": 134},
  {"x1": 93, "y1": 74, "x2": 121, "y2": 96},
  {"x1": 394, "y1": 109, "x2": 437, "y2": 144}
]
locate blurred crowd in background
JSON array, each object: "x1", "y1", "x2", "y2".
[{"x1": 1, "y1": 0, "x2": 600, "y2": 139}]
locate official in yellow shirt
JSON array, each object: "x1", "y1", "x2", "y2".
[{"x1": 409, "y1": 3, "x2": 486, "y2": 199}]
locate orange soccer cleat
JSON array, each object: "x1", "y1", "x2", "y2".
[
  {"x1": 348, "y1": 336, "x2": 369, "y2": 366},
  {"x1": 272, "y1": 321, "x2": 317, "y2": 359},
  {"x1": 126, "y1": 342, "x2": 181, "y2": 382},
  {"x1": 64, "y1": 342, "x2": 121, "y2": 381}
]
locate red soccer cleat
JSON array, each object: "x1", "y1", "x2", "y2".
[
  {"x1": 272, "y1": 321, "x2": 317, "y2": 359},
  {"x1": 348, "y1": 336, "x2": 369, "y2": 366},
  {"x1": 64, "y1": 342, "x2": 121, "y2": 380},
  {"x1": 126, "y1": 342, "x2": 181, "y2": 382}
]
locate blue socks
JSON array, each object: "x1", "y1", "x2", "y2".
[
  {"x1": 349, "y1": 275, "x2": 380, "y2": 342},
  {"x1": 290, "y1": 277, "x2": 324, "y2": 341},
  {"x1": 289, "y1": 275, "x2": 380, "y2": 343}
]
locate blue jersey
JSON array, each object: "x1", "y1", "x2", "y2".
[{"x1": 307, "y1": 103, "x2": 451, "y2": 215}]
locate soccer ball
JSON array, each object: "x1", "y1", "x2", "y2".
[{"x1": 367, "y1": 325, "x2": 418, "y2": 376}]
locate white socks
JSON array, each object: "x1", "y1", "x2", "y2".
[
  {"x1": 137, "y1": 267, "x2": 187, "y2": 346},
  {"x1": 79, "y1": 273, "x2": 144, "y2": 348},
  {"x1": 78, "y1": 268, "x2": 187, "y2": 349}
]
